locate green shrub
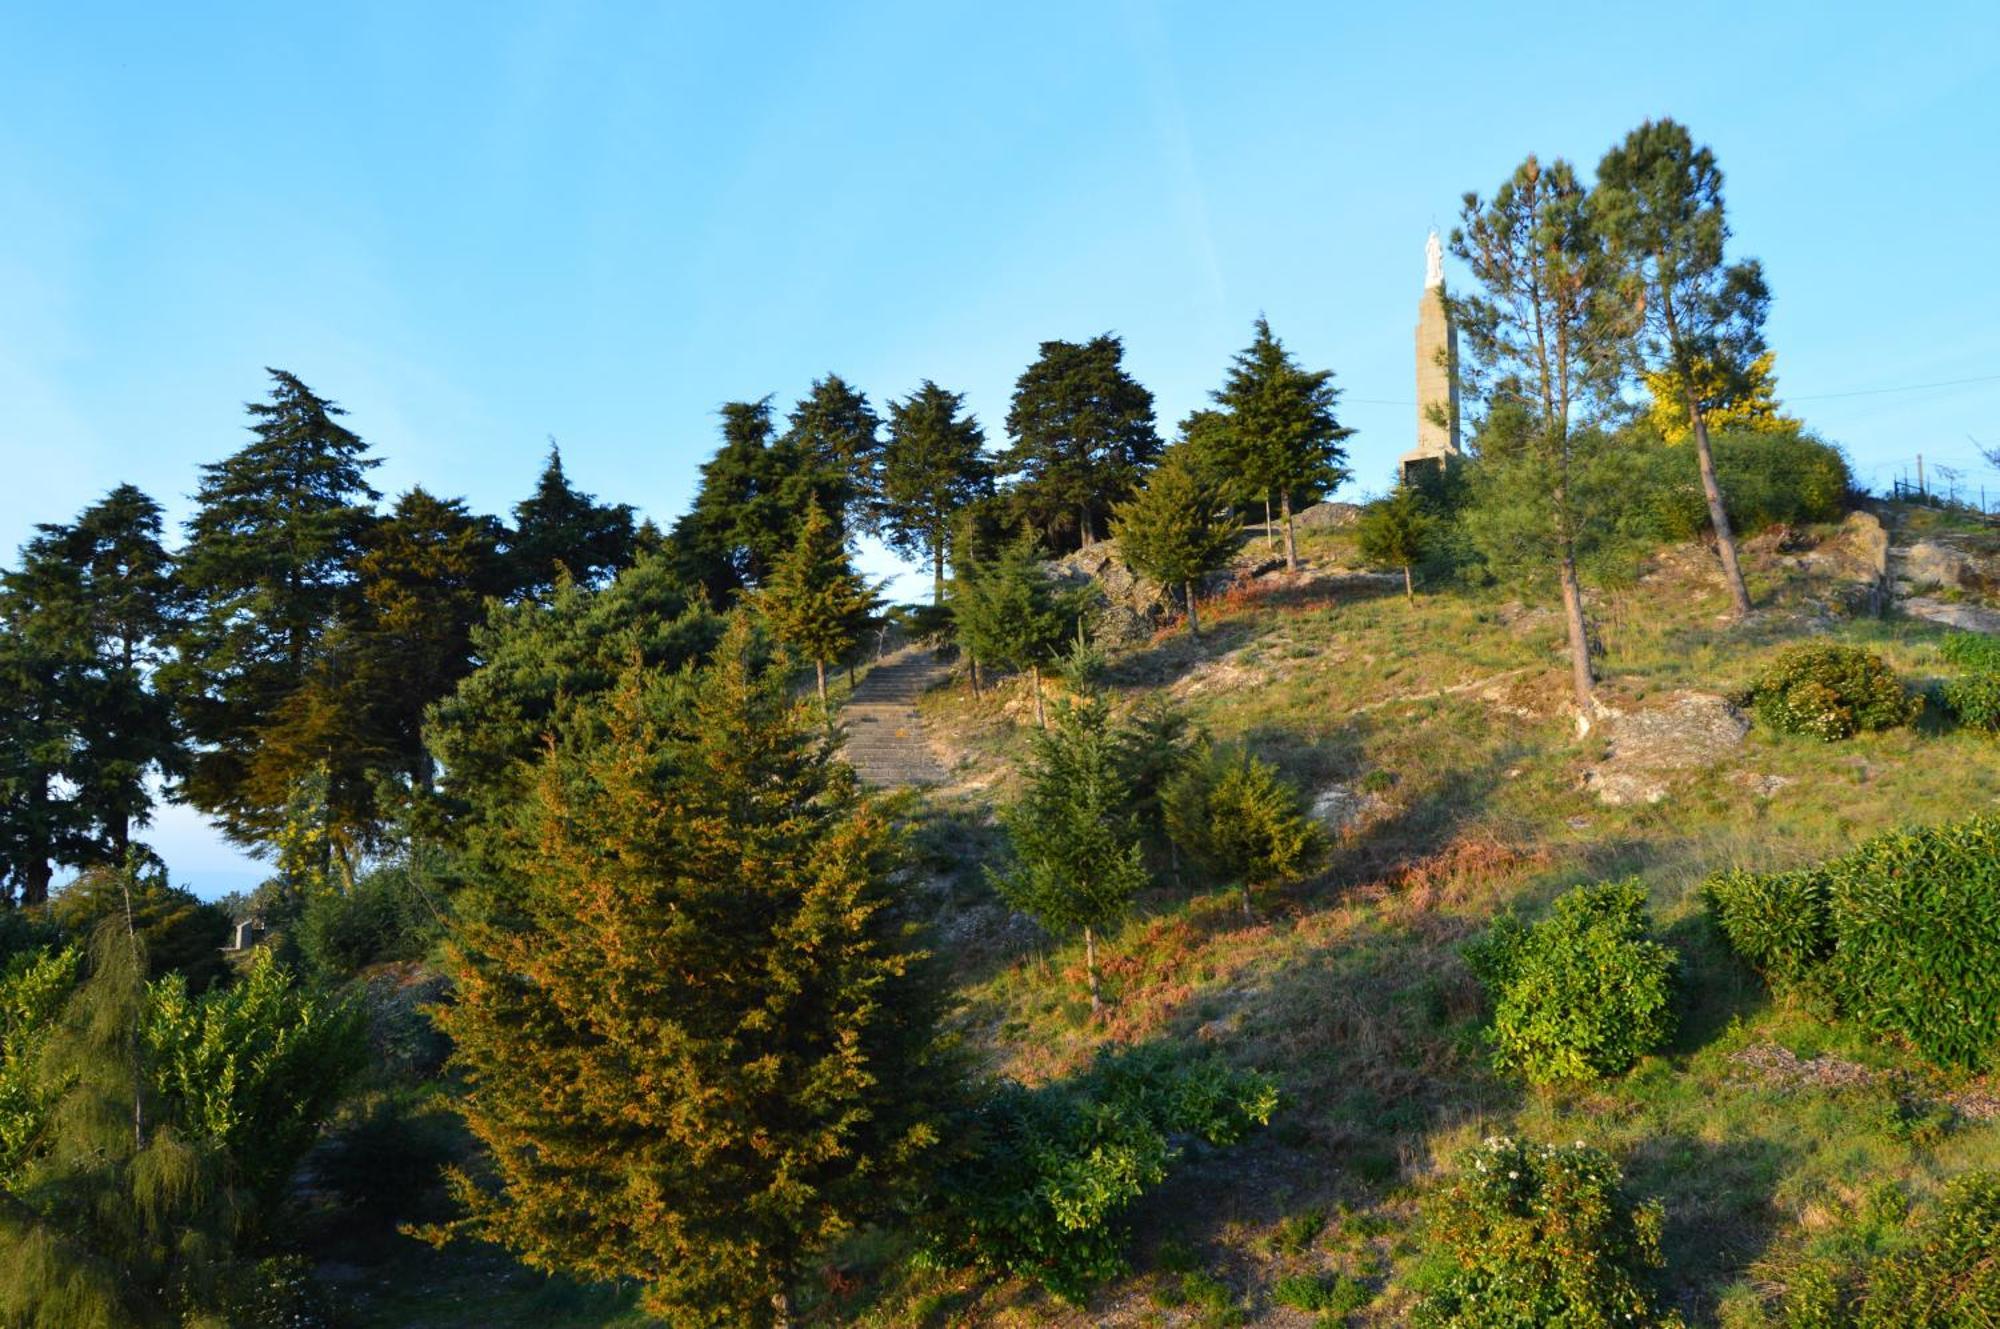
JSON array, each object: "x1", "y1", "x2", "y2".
[
  {"x1": 205, "y1": 1254, "x2": 341, "y2": 1329},
  {"x1": 1413, "y1": 1137, "x2": 1683, "y2": 1327},
  {"x1": 924, "y1": 1046, "x2": 1279, "y2": 1302},
  {"x1": 1860, "y1": 1171, "x2": 2000, "y2": 1324},
  {"x1": 1940, "y1": 672, "x2": 2000, "y2": 733},
  {"x1": 1465, "y1": 880, "x2": 1677, "y2": 1085},
  {"x1": 1705, "y1": 815, "x2": 2000, "y2": 1069},
  {"x1": 1938, "y1": 631, "x2": 2000, "y2": 673},
  {"x1": 297, "y1": 855, "x2": 446, "y2": 978},
  {"x1": 1751, "y1": 643, "x2": 1918, "y2": 741},
  {"x1": 1701, "y1": 868, "x2": 1833, "y2": 997}
]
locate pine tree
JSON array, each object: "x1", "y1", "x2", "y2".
[
  {"x1": 425, "y1": 616, "x2": 947, "y2": 1326},
  {"x1": 782, "y1": 374, "x2": 882, "y2": 536},
  {"x1": 1595, "y1": 119, "x2": 1769, "y2": 619},
  {"x1": 0, "y1": 562, "x2": 91, "y2": 906},
  {"x1": 1162, "y1": 744, "x2": 1325, "y2": 918},
  {"x1": 1355, "y1": 484, "x2": 1438, "y2": 600},
  {"x1": 165, "y1": 370, "x2": 380, "y2": 846},
  {"x1": 1211, "y1": 318, "x2": 1352, "y2": 571},
  {"x1": 953, "y1": 538, "x2": 1077, "y2": 728},
  {"x1": 759, "y1": 504, "x2": 879, "y2": 708},
  {"x1": 877, "y1": 382, "x2": 993, "y2": 606},
  {"x1": 1000, "y1": 334, "x2": 1161, "y2": 550},
  {"x1": 1111, "y1": 445, "x2": 1239, "y2": 636},
  {"x1": 990, "y1": 698, "x2": 1148, "y2": 1011},
  {"x1": 505, "y1": 444, "x2": 636, "y2": 599},
  {"x1": 1450, "y1": 156, "x2": 1625, "y2": 726}
]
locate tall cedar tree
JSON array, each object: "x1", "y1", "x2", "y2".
[
  {"x1": 1355, "y1": 484, "x2": 1438, "y2": 599},
  {"x1": 0, "y1": 551, "x2": 93, "y2": 905},
  {"x1": 1211, "y1": 317, "x2": 1352, "y2": 571},
  {"x1": 670, "y1": 399, "x2": 824, "y2": 600},
  {"x1": 1595, "y1": 119, "x2": 1770, "y2": 618},
  {"x1": 1001, "y1": 334, "x2": 1161, "y2": 551},
  {"x1": 427, "y1": 616, "x2": 946, "y2": 1327},
  {"x1": 55, "y1": 487, "x2": 182, "y2": 858},
  {"x1": 877, "y1": 382, "x2": 993, "y2": 605},
  {"x1": 782, "y1": 375, "x2": 882, "y2": 538},
  {"x1": 505, "y1": 445, "x2": 636, "y2": 599},
  {"x1": 354, "y1": 488, "x2": 505, "y2": 790},
  {"x1": 953, "y1": 538, "x2": 1077, "y2": 728},
  {"x1": 1450, "y1": 156, "x2": 1625, "y2": 724},
  {"x1": 990, "y1": 698, "x2": 1148, "y2": 1011},
  {"x1": 759, "y1": 504, "x2": 879, "y2": 708},
  {"x1": 426, "y1": 554, "x2": 721, "y2": 872},
  {"x1": 166, "y1": 370, "x2": 380, "y2": 847},
  {"x1": 1111, "y1": 444, "x2": 1240, "y2": 636}
]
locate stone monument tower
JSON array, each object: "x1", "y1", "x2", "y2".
[{"x1": 1399, "y1": 229, "x2": 1461, "y2": 480}]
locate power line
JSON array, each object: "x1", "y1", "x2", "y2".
[{"x1": 1787, "y1": 372, "x2": 2000, "y2": 402}]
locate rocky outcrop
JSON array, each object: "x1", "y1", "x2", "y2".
[
  {"x1": 1582, "y1": 692, "x2": 1748, "y2": 807},
  {"x1": 1294, "y1": 501, "x2": 1362, "y2": 530},
  {"x1": 1045, "y1": 539, "x2": 1174, "y2": 644}
]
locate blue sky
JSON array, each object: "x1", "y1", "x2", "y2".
[{"x1": 4, "y1": 1, "x2": 1997, "y2": 895}]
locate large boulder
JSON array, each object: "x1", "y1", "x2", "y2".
[
  {"x1": 1294, "y1": 501, "x2": 1362, "y2": 530},
  {"x1": 1582, "y1": 692, "x2": 1748, "y2": 807}
]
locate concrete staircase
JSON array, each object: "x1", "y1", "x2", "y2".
[{"x1": 840, "y1": 647, "x2": 950, "y2": 788}]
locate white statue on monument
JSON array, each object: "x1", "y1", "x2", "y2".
[{"x1": 1424, "y1": 228, "x2": 1444, "y2": 290}]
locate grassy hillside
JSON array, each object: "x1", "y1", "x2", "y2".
[{"x1": 837, "y1": 512, "x2": 2000, "y2": 1326}]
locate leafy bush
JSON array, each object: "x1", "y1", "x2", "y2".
[
  {"x1": 1163, "y1": 744, "x2": 1327, "y2": 915},
  {"x1": 1465, "y1": 880, "x2": 1677, "y2": 1085},
  {"x1": 1705, "y1": 815, "x2": 2000, "y2": 1068},
  {"x1": 297, "y1": 854, "x2": 446, "y2": 978},
  {"x1": 1751, "y1": 643, "x2": 1918, "y2": 741},
  {"x1": 205, "y1": 1254, "x2": 341, "y2": 1329},
  {"x1": 1701, "y1": 868, "x2": 1832, "y2": 997},
  {"x1": 925, "y1": 1046, "x2": 1279, "y2": 1302},
  {"x1": 1937, "y1": 632, "x2": 2000, "y2": 734},
  {"x1": 1860, "y1": 1171, "x2": 2000, "y2": 1324},
  {"x1": 1413, "y1": 1137, "x2": 1683, "y2": 1328}
]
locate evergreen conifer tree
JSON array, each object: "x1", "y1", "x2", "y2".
[
  {"x1": 990, "y1": 698, "x2": 1148, "y2": 1011},
  {"x1": 1000, "y1": 334, "x2": 1161, "y2": 550},
  {"x1": 426, "y1": 616, "x2": 946, "y2": 1326},
  {"x1": 1211, "y1": 318, "x2": 1352, "y2": 572},
  {"x1": 0, "y1": 562, "x2": 92, "y2": 905},
  {"x1": 1595, "y1": 119, "x2": 1769, "y2": 618},
  {"x1": 953, "y1": 538, "x2": 1076, "y2": 728},
  {"x1": 165, "y1": 370, "x2": 380, "y2": 846},
  {"x1": 1162, "y1": 744, "x2": 1325, "y2": 918},
  {"x1": 669, "y1": 399, "x2": 821, "y2": 599},
  {"x1": 760, "y1": 504, "x2": 879, "y2": 708},
  {"x1": 1111, "y1": 445, "x2": 1239, "y2": 636},
  {"x1": 877, "y1": 382, "x2": 993, "y2": 605},
  {"x1": 1355, "y1": 484, "x2": 1439, "y2": 600},
  {"x1": 505, "y1": 444, "x2": 636, "y2": 599},
  {"x1": 782, "y1": 374, "x2": 882, "y2": 536}
]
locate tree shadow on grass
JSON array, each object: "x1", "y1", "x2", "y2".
[{"x1": 1624, "y1": 1132, "x2": 1796, "y2": 1326}]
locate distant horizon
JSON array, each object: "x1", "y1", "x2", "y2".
[{"x1": 6, "y1": 0, "x2": 1996, "y2": 896}]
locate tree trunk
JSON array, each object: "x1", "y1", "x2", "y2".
[
  {"x1": 1264, "y1": 495, "x2": 1276, "y2": 551},
  {"x1": 1083, "y1": 925, "x2": 1101, "y2": 1013},
  {"x1": 1185, "y1": 580, "x2": 1200, "y2": 636},
  {"x1": 771, "y1": 1290, "x2": 792, "y2": 1329},
  {"x1": 1280, "y1": 491, "x2": 1298, "y2": 571},
  {"x1": 815, "y1": 658, "x2": 828, "y2": 710},
  {"x1": 933, "y1": 548, "x2": 946, "y2": 607},
  {"x1": 971, "y1": 654, "x2": 983, "y2": 697},
  {"x1": 1241, "y1": 879, "x2": 1254, "y2": 920},
  {"x1": 1557, "y1": 548, "x2": 1597, "y2": 728},
  {"x1": 1688, "y1": 393, "x2": 1753, "y2": 618},
  {"x1": 1030, "y1": 664, "x2": 1047, "y2": 729},
  {"x1": 1080, "y1": 503, "x2": 1095, "y2": 547},
  {"x1": 1403, "y1": 564, "x2": 1414, "y2": 601}
]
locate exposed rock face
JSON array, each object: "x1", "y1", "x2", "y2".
[
  {"x1": 1045, "y1": 539, "x2": 1173, "y2": 644},
  {"x1": 1294, "y1": 501, "x2": 1362, "y2": 530},
  {"x1": 1903, "y1": 598, "x2": 2000, "y2": 633},
  {"x1": 1311, "y1": 783, "x2": 1385, "y2": 836},
  {"x1": 1582, "y1": 692, "x2": 1748, "y2": 806}
]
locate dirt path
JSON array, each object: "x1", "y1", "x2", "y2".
[{"x1": 840, "y1": 647, "x2": 950, "y2": 788}]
